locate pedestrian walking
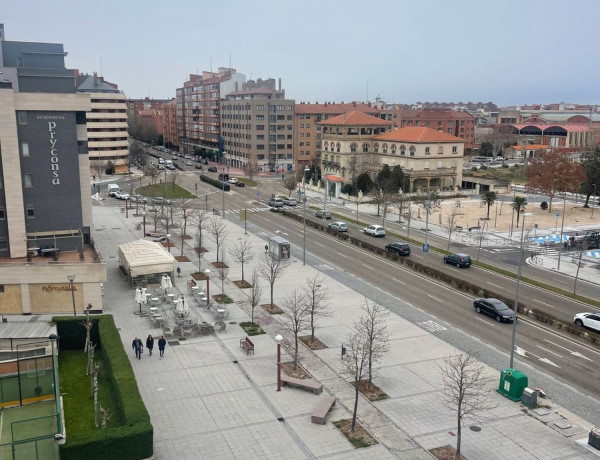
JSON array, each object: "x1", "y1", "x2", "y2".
[
  {"x1": 132, "y1": 337, "x2": 143, "y2": 360},
  {"x1": 158, "y1": 335, "x2": 166, "y2": 359},
  {"x1": 146, "y1": 335, "x2": 154, "y2": 357},
  {"x1": 176, "y1": 266, "x2": 181, "y2": 277}
]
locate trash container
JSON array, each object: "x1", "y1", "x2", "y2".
[
  {"x1": 521, "y1": 387, "x2": 538, "y2": 408},
  {"x1": 589, "y1": 427, "x2": 600, "y2": 450},
  {"x1": 497, "y1": 368, "x2": 528, "y2": 401}
]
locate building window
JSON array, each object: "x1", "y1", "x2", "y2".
[
  {"x1": 306, "y1": 124, "x2": 310, "y2": 128},
  {"x1": 256, "y1": 115, "x2": 264, "y2": 121},
  {"x1": 452, "y1": 146, "x2": 458, "y2": 153},
  {"x1": 400, "y1": 144, "x2": 406, "y2": 156},
  {"x1": 362, "y1": 143, "x2": 369, "y2": 153},
  {"x1": 26, "y1": 206, "x2": 35, "y2": 219},
  {"x1": 299, "y1": 142, "x2": 304, "y2": 146},
  {"x1": 257, "y1": 144, "x2": 265, "y2": 150},
  {"x1": 0, "y1": 239, "x2": 7, "y2": 252},
  {"x1": 448, "y1": 129, "x2": 452, "y2": 134},
  {"x1": 21, "y1": 142, "x2": 30, "y2": 157},
  {"x1": 23, "y1": 174, "x2": 33, "y2": 188},
  {"x1": 287, "y1": 144, "x2": 292, "y2": 149},
  {"x1": 18, "y1": 112, "x2": 28, "y2": 125},
  {"x1": 269, "y1": 115, "x2": 276, "y2": 122},
  {"x1": 409, "y1": 146, "x2": 416, "y2": 157},
  {"x1": 300, "y1": 124, "x2": 304, "y2": 128},
  {"x1": 350, "y1": 143, "x2": 357, "y2": 153},
  {"x1": 382, "y1": 144, "x2": 388, "y2": 154},
  {"x1": 0, "y1": 207, "x2": 5, "y2": 220},
  {"x1": 425, "y1": 147, "x2": 430, "y2": 155},
  {"x1": 257, "y1": 125, "x2": 264, "y2": 130},
  {"x1": 287, "y1": 115, "x2": 292, "y2": 120},
  {"x1": 306, "y1": 142, "x2": 310, "y2": 146},
  {"x1": 391, "y1": 145, "x2": 397, "y2": 155},
  {"x1": 288, "y1": 105, "x2": 293, "y2": 111},
  {"x1": 438, "y1": 145, "x2": 444, "y2": 154},
  {"x1": 257, "y1": 134, "x2": 264, "y2": 140}
]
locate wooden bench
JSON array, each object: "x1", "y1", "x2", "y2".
[
  {"x1": 311, "y1": 396, "x2": 336, "y2": 424},
  {"x1": 239, "y1": 336, "x2": 254, "y2": 355},
  {"x1": 281, "y1": 374, "x2": 323, "y2": 395}
]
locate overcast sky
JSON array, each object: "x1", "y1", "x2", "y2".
[{"x1": 3, "y1": 0, "x2": 599, "y2": 106}]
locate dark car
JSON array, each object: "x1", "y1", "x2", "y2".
[
  {"x1": 235, "y1": 181, "x2": 245, "y2": 187},
  {"x1": 443, "y1": 253, "x2": 472, "y2": 268},
  {"x1": 473, "y1": 298, "x2": 515, "y2": 322},
  {"x1": 385, "y1": 242, "x2": 411, "y2": 256},
  {"x1": 315, "y1": 210, "x2": 332, "y2": 219},
  {"x1": 207, "y1": 166, "x2": 218, "y2": 172}
]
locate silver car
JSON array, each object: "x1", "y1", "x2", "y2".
[
  {"x1": 364, "y1": 225, "x2": 385, "y2": 237},
  {"x1": 328, "y1": 221, "x2": 348, "y2": 232}
]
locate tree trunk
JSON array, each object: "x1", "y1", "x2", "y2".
[
  {"x1": 241, "y1": 263, "x2": 245, "y2": 284},
  {"x1": 455, "y1": 411, "x2": 462, "y2": 459},
  {"x1": 351, "y1": 383, "x2": 359, "y2": 433},
  {"x1": 181, "y1": 220, "x2": 187, "y2": 257},
  {"x1": 251, "y1": 305, "x2": 255, "y2": 324},
  {"x1": 293, "y1": 334, "x2": 299, "y2": 369},
  {"x1": 516, "y1": 211, "x2": 521, "y2": 228},
  {"x1": 310, "y1": 313, "x2": 315, "y2": 342},
  {"x1": 270, "y1": 283, "x2": 274, "y2": 308},
  {"x1": 584, "y1": 192, "x2": 591, "y2": 207}
]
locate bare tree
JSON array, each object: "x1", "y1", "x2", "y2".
[
  {"x1": 229, "y1": 239, "x2": 255, "y2": 285},
  {"x1": 281, "y1": 289, "x2": 309, "y2": 369},
  {"x1": 357, "y1": 299, "x2": 389, "y2": 389},
  {"x1": 283, "y1": 176, "x2": 298, "y2": 197},
  {"x1": 342, "y1": 328, "x2": 369, "y2": 434},
  {"x1": 91, "y1": 361, "x2": 102, "y2": 427},
  {"x1": 216, "y1": 249, "x2": 229, "y2": 295},
  {"x1": 176, "y1": 200, "x2": 195, "y2": 258},
  {"x1": 193, "y1": 208, "x2": 208, "y2": 271},
  {"x1": 258, "y1": 252, "x2": 289, "y2": 309},
  {"x1": 446, "y1": 201, "x2": 461, "y2": 250},
  {"x1": 389, "y1": 193, "x2": 409, "y2": 223},
  {"x1": 249, "y1": 269, "x2": 262, "y2": 324},
  {"x1": 207, "y1": 216, "x2": 228, "y2": 263},
  {"x1": 301, "y1": 274, "x2": 330, "y2": 343},
  {"x1": 370, "y1": 187, "x2": 386, "y2": 216},
  {"x1": 148, "y1": 207, "x2": 160, "y2": 232},
  {"x1": 247, "y1": 157, "x2": 258, "y2": 182},
  {"x1": 439, "y1": 352, "x2": 497, "y2": 459}
]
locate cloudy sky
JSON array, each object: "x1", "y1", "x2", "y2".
[{"x1": 3, "y1": 0, "x2": 598, "y2": 106}]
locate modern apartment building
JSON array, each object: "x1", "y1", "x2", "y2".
[
  {"x1": 380, "y1": 109, "x2": 476, "y2": 150},
  {"x1": 176, "y1": 68, "x2": 245, "y2": 160},
  {"x1": 221, "y1": 79, "x2": 295, "y2": 171},
  {"x1": 76, "y1": 72, "x2": 129, "y2": 174},
  {"x1": 0, "y1": 25, "x2": 106, "y2": 314},
  {"x1": 164, "y1": 98, "x2": 178, "y2": 150},
  {"x1": 321, "y1": 111, "x2": 464, "y2": 191},
  {"x1": 295, "y1": 102, "x2": 380, "y2": 171},
  {"x1": 126, "y1": 97, "x2": 170, "y2": 142}
]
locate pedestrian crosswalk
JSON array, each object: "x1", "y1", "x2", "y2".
[{"x1": 223, "y1": 207, "x2": 271, "y2": 215}]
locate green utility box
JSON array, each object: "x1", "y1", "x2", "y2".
[{"x1": 497, "y1": 368, "x2": 528, "y2": 401}]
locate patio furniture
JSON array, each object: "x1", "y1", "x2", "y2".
[
  {"x1": 311, "y1": 397, "x2": 336, "y2": 424},
  {"x1": 281, "y1": 375, "x2": 323, "y2": 394}
]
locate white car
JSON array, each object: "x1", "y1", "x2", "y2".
[
  {"x1": 283, "y1": 198, "x2": 297, "y2": 206},
  {"x1": 228, "y1": 177, "x2": 238, "y2": 184},
  {"x1": 185, "y1": 161, "x2": 193, "y2": 166},
  {"x1": 574, "y1": 313, "x2": 600, "y2": 333},
  {"x1": 364, "y1": 225, "x2": 385, "y2": 237},
  {"x1": 115, "y1": 191, "x2": 130, "y2": 200}
]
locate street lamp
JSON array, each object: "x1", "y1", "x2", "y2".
[
  {"x1": 222, "y1": 167, "x2": 226, "y2": 217},
  {"x1": 298, "y1": 187, "x2": 306, "y2": 265},
  {"x1": 204, "y1": 269, "x2": 210, "y2": 308},
  {"x1": 591, "y1": 184, "x2": 597, "y2": 219},
  {"x1": 142, "y1": 211, "x2": 146, "y2": 236},
  {"x1": 275, "y1": 334, "x2": 283, "y2": 391},
  {"x1": 557, "y1": 193, "x2": 567, "y2": 270},
  {"x1": 509, "y1": 212, "x2": 533, "y2": 369},
  {"x1": 166, "y1": 234, "x2": 171, "y2": 253},
  {"x1": 67, "y1": 274, "x2": 76, "y2": 316}
]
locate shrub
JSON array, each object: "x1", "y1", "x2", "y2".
[
  {"x1": 502, "y1": 164, "x2": 509, "y2": 168},
  {"x1": 480, "y1": 165, "x2": 488, "y2": 170},
  {"x1": 200, "y1": 175, "x2": 230, "y2": 191},
  {"x1": 540, "y1": 201, "x2": 548, "y2": 210},
  {"x1": 341, "y1": 183, "x2": 358, "y2": 196},
  {"x1": 471, "y1": 167, "x2": 478, "y2": 172}
]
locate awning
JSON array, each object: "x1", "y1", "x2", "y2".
[{"x1": 117, "y1": 239, "x2": 176, "y2": 277}]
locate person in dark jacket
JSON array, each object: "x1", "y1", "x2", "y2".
[
  {"x1": 132, "y1": 337, "x2": 143, "y2": 359},
  {"x1": 146, "y1": 335, "x2": 154, "y2": 356},
  {"x1": 158, "y1": 336, "x2": 167, "y2": 359}
]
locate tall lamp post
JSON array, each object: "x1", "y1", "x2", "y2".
[
  {"x1": 67, "y1": 274, "x2": 76, "y2": 316},
  {"x1": 204, "y1": 269, "x2": 210, "y2": 308},
  {"x1": 275, "y1": 334, "x2": 283, "y2": 391},
  {"x1": 557, "y1": 193, "x2": 567, "y2": 270},
  {"x1": 142, "y1": 211, "x2": 146, "y2": 236},
  {"x1": 166, "y1": 234, "x2": 171, "y2": 253},
  {"x1": 297, "y1": 187, "x2": 306, "y2": 265},
  {"x1": 509, "y1": 212, "x2": 533, "y2": 369},
  {"x1": 591, "y1": 183, "x2": 597, "y2": 219},
  {"x1": 222, "y1": 167, "x2": 226, "y2": 217}
]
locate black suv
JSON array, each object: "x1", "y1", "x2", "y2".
[
  {"x1": 443, "y1": 253, "x2": 472, "y2": 268},
  {"x1": 207, "y1": 166, "x2": 218, "y2": 172},
  {"x1": 473, "y1": 298, "x2": 515, "y2": 322},
  {"x1": 385, "y1": 242, "x2": 411, "y2": 256}
]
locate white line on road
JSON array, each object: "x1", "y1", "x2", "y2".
[
  {"x1": 362, "y1": 264, "x2": 373, "y2": 270},
  {"x1": 474, "y1": 317, "x2": 490, "y2": 325},
  {"x1": 536, "y1": 346, "x2": 562, "y2": 358},
  {"x1": 544, "y1": 339, "x2": 595, "y2": 359},
  {"x1": 314, "y1": 242, "x2": 325, "y2": 247},
  {"x1": 337, "y1": 252, "x2": 348, "y2": 258},
  {"x1": 486, "y1": 282, "x2": 503, "y2": 289},
  {"x1": 427, "y1": 294, "x2": 443, "y2": 303},
  {"x1": 533, "y1": 299, "x2": 556, "y2": 309},
  {"x1": 392, "y1": 278, "x2": 405, "y2": 285}
]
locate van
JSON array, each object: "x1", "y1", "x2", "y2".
[{"x1": 107, "y1": 184, "x2": 120, "y2": 197}]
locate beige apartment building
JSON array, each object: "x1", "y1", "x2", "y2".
[
  {"x1": 321, "y1": 111, "x2": 464, "y2": 191},
  {"x1": 221, "y1": 81, "x2": 295, "y2": 172},
  {"x1": 295, "y1": 102, "x2": 380, "y2": 171}
]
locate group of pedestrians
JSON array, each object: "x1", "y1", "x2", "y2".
[{"x1": 132, "y1": 335, "x2": 167, "y2": 359}]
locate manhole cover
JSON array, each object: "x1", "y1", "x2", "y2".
[
  {"x1": 167, "y1": 340, "x2": 180, "y2": 346},
  {"x1": 469, "y1": 426, "x2": 481, "y2": 432}
]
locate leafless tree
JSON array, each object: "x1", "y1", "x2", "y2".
[
  {"x1": 357, "y1": 299, "x2": 389, "y2": 389},
  {"x1": 91, "y1": 361, "x2": 102, "y2": 427},
  {"x1": 192, "y1": 208, "x2": 209, "y2": 270},
  {"x1": 301, "y1": 274, "x2": 330, "y2": 342},
  {"x1": 176, "y1": 200, "x2": 195, "y2": 258},
  {"x1": 342, "y1": 328, "x2": 369, "y2": 433},
  {"x1": 258, "y1": 252, "x2": 289, "y2": 309},
  {"x1": 216, "y1": 249, "x2": 229, "y2": 295},
  {"x1": 246, "y1": 157, "x2": 258, "y2": 182},
  {"x1": 370, "y1": 187, "x2": 386, "y2": 216},
  {"x1": 148, "y1": 207, "x2": 160, "y2": 232},
  {"x1": 439, "y1": 352, "x2": 497, "y2": 459},
  {"x1": 229, "y1": 239, "x2": 255, "y2": 285},
  {"x1": 446, "y1": 201, "x2": 462, "y2": 250},
  {"x1": 99, "y1": 407, "x2": 110, "y2": 431},
  {"x1": 389, "y1": 193, "x2": 409, "y2": 223},
  {"x1": 281, "y1": 289, "x2": 309, "y2": 369},
  {"x1": 283, "y1": 176, "x2": 298, "y2": 197},
  {"x1": 207, "y1": 216, "x2": 228, "y2": 263},
  {"x1": 249, "y1": 269, "x2": 262, "y2": 324}
]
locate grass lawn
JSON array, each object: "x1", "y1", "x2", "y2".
[
  {"x1": 466, "y1": 164, "x2": 528, "y2": 184},
  {"x1": 136, "y1": 183, "x2": 195, "y2": 200},
  {"x1": 60, "y1": 350, "x2": 124, "y2": 434}
]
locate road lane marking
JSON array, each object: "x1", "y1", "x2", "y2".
[
  {"x1": 337, "y1": 252, "x2": 348, "y2": 258},
  {"x1": 533, "y1": 299, "x2": 556, "y2": 309},
  {"x1": 392, "y1": 278, "x2": 405, "y2": 285},
  {"x1": 427, "y1": 295, "x2": 443, "y2": 303},
  {"x1": 536, "y1": 346, "x2": 562, "y2": 358},
  {"x1": 314, "y1": 242, "x2": 325, "y2": 247},
  {"x1": 487, "y1": 282, "x2": 503, "y2": 289},
  {"x1": 544, "y1": 340, "x2": 594, "y2": 360},
  {"x1": 474, "y1": 317, "x2": 490, "y2": 325},
  {"x1": 362, "y1": 264, "x2": 373, "y2": 270}
]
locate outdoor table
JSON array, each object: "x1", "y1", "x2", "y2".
[
  {"x1": 215, "y1": 309, "x2": 226, "y2": 320},
  {"x1": 151, "y1": 297, "x2": 159, "y2": 303},
  {"x1": 149, "y1": 307, "x2": 158, "y2": 312}
]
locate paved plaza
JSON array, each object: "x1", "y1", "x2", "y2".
[{"x1": 92, "y1": 202, "x2": 599, "y2": 459}]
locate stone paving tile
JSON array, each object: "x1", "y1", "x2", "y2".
[
  {"x1": 154, "y1": 431, "x2": 235, "y2": 460},
  {"x1": 241, "y1": 357, "x2": 281, "y2": 386},
  {"x1": 376, "y1": 364, "x2": 437, "y2": 398},
  {"x1": 202, "y1": 388, "x2": 275, "y2": 430},
  {"x1": 261, "y1": 383, "x2": 328, "y2": 418},
  {"x1": 186, "y1": 362, "x2": 252, "y2": 396},
  {"x1": 311, "y1": 324, "x2": 352, "y2": 348},
  {"x1": 369, "y1": 423, "x2": 424, "y2": 453},
  {"x1": 300, "y1": 352, "x2": 340, "y2": 382},
  {"x1": 137, "y1": 368, "x2": 199, "y2": 403},
  {"x1": 148, "y1": 396, "x2": 218, "y2": 442},
  {"x1": 383, "y1": 314, "x2": 430, "y2": 340},
  {"x1": 320, "y1": 377, "x2": 357, "y2": 401},
  {"x1": 321, "y1": 443, "x2": 400, "y2": 460},
  {"x1": 404, "y1": 359, "x2": 448, "y2": 390},
  {"x1": 285, "y1": 413, "x2": 352, "y2": 457},
  {"x1": 384, "y1": 334, "x2": 457, "y2": 365},
  {"x1": 174, "y1": 340, "x2": 232, "y2": 367},
  {"x1": 313, "y1": 348, "x2": 346, "y2": 375}
]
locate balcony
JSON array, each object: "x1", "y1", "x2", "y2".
[{"x1": 409, "y1": 167, "x2": 457, "y2": 178}]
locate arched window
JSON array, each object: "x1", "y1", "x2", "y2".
[
  {"x1": 400, "y1": 144, "x2": 406, "y2": 155},
  {"x1": 324, "y1": 141, "x2": 329, "y2": 151},
  {"x1": 350, "y1": 143, "x2": 358, "y2": 153},
  {"x1": 409, "y1": 145, "x2": 416, "y2": 157},
  {"x1": 336, "y1": 143, "x2": 341, "y2": 152},
  {"x1": 374, "y1": 143, "x2": 379, "y2": 153},
  {"x1": 391, "y1": 145, "x2": 397, "y2": 155},
  {"x1": 382, "y1": 144, "x2": 388, "y2": 154},
  {"x1": 362, "y1": 143, "x2": 369, "y2": 153}
]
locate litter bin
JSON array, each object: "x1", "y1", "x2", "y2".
[
  {"x1": 497, "y1": 368, "x2": 528, "y2": 401},
  {"x1": 521, "y1": 387, "x2": 538, "y2": 408},
  {"x1": 589, "y1": 427, "x2": 600, "y2": 450}
]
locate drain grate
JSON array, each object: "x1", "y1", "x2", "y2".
[
  {"x1": 232, "y1": 360, "x2": 238, "y2": 364},
  {"x1": 277, "y1": 417, "x2": 284, "y2": 422},
  {"x1": 469, "y1": 426, "x2": 481, "y2": 432},
  {"x1": 167, "y1": 340, "x2": 180, "y2": 346}
]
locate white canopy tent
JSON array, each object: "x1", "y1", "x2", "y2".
[{"x1": 118, "y1": 240, "x2": 176, "y2": 285}]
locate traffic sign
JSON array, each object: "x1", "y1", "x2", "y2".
[
  {"x1": 555, "y1": 212, "x2": 560, "y2": 217},
  {"x1": 423, "y1": 243, "x2": 429, "y2": 252},
  {"x1": 257, "y1": 191, "x2": 261, "y2": 197}
]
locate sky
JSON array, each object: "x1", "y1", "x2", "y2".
[{"x1": 3, "y1": 0, "x2": 599, "y2": 107}]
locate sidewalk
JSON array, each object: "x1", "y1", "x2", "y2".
[{"x1": 91, "y1": 205, "x2": 598, "y2": 459}]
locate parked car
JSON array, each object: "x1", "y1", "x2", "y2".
[
  {"x1": 207, "y1": 166, "x2": 218, "y2": 172},
  {"x1": 364, "y1": 225, "x2": 385, "y2": 237},
  {"x1": 574, "y1": 313, "x2": 600, "y2": 333},
  {"x1": 315, "y1": 209, "x2": 332, "y2": 219},
  {"x1": 385, "y1": 242, "x2": 411, "y2": 256},
  {"x1": 184, "y1": 154, "x2": 191, "y2": 159},
  {"x1": 283, "y1": 198, "x2": 297, "y2": 206},
  {"x1": 228, "y1": 177, "x2": 238, "y2": 184},
  {"x1": 235, "y1": 181, "x2": 245, "y2": 187},
  {"x1": 114, "y1": 191, "x2": 130, "y2": 200},
  {"x1": 185, "y1": 161, "x2": 193, "y2": 166},
  {"x1": 153, "y1": 197, "x2": 173, "y2": 205},
  {"x1": 157, "y1": 164, "x2": 165, "y2": 170},
  {"x1": 473, "y1": 298, "x2": 515, "y2": 322},
  {"x1": 443, "y1": 253, "x2": 472, "y2": 268},
  {"x1": 328, "y1": 221, "x2": 348, "y2": 232},
  {"x1": 268, "y1": 197, "x2": 284, "y2": 207},
  {"x1": 130, "y1": 194, "x2": 147, "y2": 203},
  {"x1": 195, "y1": 164, "x2": 203, "y2": 169}
]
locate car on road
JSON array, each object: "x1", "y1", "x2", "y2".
[
  {"x1": 195, "y1": 164, "x2": 203, "y2": 169},
  {"x1": 114, "y1": 191, "x2": 130, "y2": 200},
  {"x1": 574, "y1": 313, "x2": 600, "y2": 333},
  {"x1": 207, "y1": 166, "x2": 218, "y2": 172},
  {"x1": 473, "y1": 298, "x2": 515, "y2": 322},
  {"x1": 153, "y1": 197, "x2": 173, "y2": 205},
  {"x1": 268, "y1": 197, "x2": 284, "y2": 207},
  {"x1": 157, "y1": 164, "x2": 165, "y2": 170},
  {"x1": 185, "y1": 161, "x2": 193, "y2": 166},
  {"x1": 385, "y1": 242, "x2": 411, "y2": 256},
  {"x1": 235, "y1": 181, "x2": 245, "y2": 187},
  {"x1": 364, "y1": 225, "x2": 385, "y2": 237},
  {"x1": 130, "y1": 194, "x2": 147, "y2": 203},
  {"x1": 328, "y1": 221, "x2": 348, "y2": 232},
  {"x1": 315, "y1": 209, "x2": 332, "y2": 219},
  {"x1": 184, "y1": 154, "x2": 191, "y2": 159},
  {"x1": 283, "y1": 198, "x2": 297, "y2": 206},
  {"x1": 443, "y1": 253, "x2": 472, "y2": 268},
  {"x1": 228, "y1": 177, "x2": 238, "y2": 184}
]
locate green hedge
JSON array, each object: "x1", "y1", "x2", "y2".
[
  {"x1": 54, "y1": 315, "x2": 153, "y2": 460},
  {"x1": 200, "y1": 175, "x2": 230, "y2": 191}
]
